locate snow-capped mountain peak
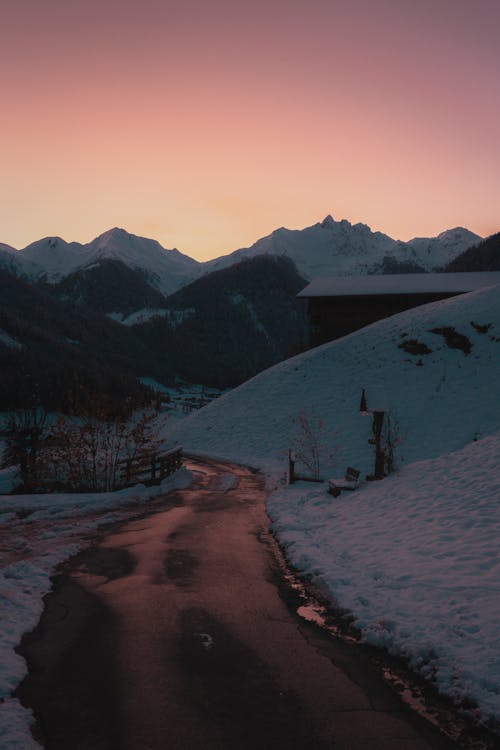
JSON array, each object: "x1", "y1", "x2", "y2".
[
  {"x1": 320, "y1": 214, "x2": 336, "y2": 228},
  {"x1": 203, "y1": 217, "x2": 482, "y2": 279},
  {"x1": 87, "y1": 228, "x2": 201, "y2": 293},
  {"x1": 403, "y1": 227, "x2": 481, "y2": 269},
  {"x1": 436, "y1": 226, "x2": 480, "y2": 246},
  {"x1": 18, "y1": 236, "x2": 91, "y2": 280},
  {"x1": 14, "y1": 228, "x2": 201, "y2": 294}
]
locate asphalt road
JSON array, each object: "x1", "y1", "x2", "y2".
[{"x1": 16, "y1": 457, "x2": 461, "y2": 750}]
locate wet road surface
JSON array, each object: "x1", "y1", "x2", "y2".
[{"x1": 17, "y1": 458, "x2": 462, "y2": 749}]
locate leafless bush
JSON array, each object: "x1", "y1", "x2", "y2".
[
  {"x1": 3, "y1": 408, "x2": 161, "y2": 492},
  {"x1": 291, "y1": 412, "x2": 339, "y2": 481}
]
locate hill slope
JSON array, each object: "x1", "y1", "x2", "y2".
[
  {"x1": 48, "y1": 258, "x2": 169, "y2": 315},
  {"x1": 0, "y1": 268, "x2": 171, "y2": 412},
  {"x1": 165, "y1": 283, "x2": 500, "y2": 472},
  {"x1": 134, "y1": 255, "x2": 309, "y2": 388}
]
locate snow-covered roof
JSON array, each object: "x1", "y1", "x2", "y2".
[{"x1": 297, "y1": 272, "x2": 500, "y2": 298}]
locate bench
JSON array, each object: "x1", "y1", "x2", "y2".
[{"x1": 328, "y1": 467, "x2": 360, "y2": 497}]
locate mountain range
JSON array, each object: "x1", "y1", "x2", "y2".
[
  {"x1": 203, "y1": 216, "x2": 481, "y2": 278},
  {"x1": 0, "y1": 217, "x2": 483, "y2": 299}
]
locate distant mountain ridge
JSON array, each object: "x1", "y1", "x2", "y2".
[
  {"x1": 6, "y1": 228, "x2": 201, "y2": 296},
  {"x1": 1, "y1": 218, "x2": 484, "y2": 298},
  {"x1": 202, "y1": 216, "x2": 481, "y2": 278}
]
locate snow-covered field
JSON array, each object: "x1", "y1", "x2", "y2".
[
  {"x1": 165, "y1": 284, "x2": 500, "y2": 727},
  {"x1": 0, "y1": 469, "x2": 192, "y2": 749}
]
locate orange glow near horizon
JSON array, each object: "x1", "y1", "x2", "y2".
[{"x1": 1, "y1": 0, "x2": 499, "y2": 260}]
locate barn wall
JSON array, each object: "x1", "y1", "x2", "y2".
[{"x1": 307, "y1": 292, "x2": 460, "y2": 347}]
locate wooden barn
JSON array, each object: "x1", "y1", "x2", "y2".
[{"x1": 298, "y1": 272, "x2": 500, "y2": 347}]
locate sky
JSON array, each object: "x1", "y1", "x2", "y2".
[{"x1": 1, "y1": 0, "x2": 499, "y2": 260}]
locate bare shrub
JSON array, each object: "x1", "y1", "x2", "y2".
[
  {"x1": 2, "y1": 408, "x2": 161, "y2": 492},
  {"x1": 291, "y1": 412, "x2": 339, "y2": 481}
]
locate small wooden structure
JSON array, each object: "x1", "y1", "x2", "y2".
[
  {"x1": 328, "y1": 467, "x2": 360, "y2": 497},
  {"x1": 119, "y1": 447, "x2": 183, "y2": 487},
  {"x1": 287, "y1": 450, "x2": 323, "y2": 484}
]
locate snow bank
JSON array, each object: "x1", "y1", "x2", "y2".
[
  {"x1": 268, "y1": 432, "x2": 500, "y2": 723},
  {"x1": 0, "y1": 467, "x2": 192, "y2": 521}
]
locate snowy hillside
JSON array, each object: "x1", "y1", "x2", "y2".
[
  {"x1": 404, "y1": 227, "x2": 481, "y2": 271},
  {"x1": 166, "y1": 283, "x2": 500, "y2": 474},
  {"x1": 0, "y1": 243, "x2": 18, "y2": 259},
  {"x1": 0, "y1": 243, "x2": 20, "y2": 275},
  {"x1": 204, "y1": 216, "x2": 481, "y2": 279},
  {"x1": 164, "y1": 283, "x2": 500, "y2": 725},
  {"x1": 0, "y1": 243, "x2": 41, "y2": 279},
  {"x1": 19, "y1": 237, "x2": 93, "y2": 280}
]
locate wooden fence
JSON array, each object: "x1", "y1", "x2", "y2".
[{"x1": 119, "y1": 447, "x2": 183, "y2": 487}]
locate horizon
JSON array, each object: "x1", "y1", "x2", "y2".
[
  {"x1": 2, "y1": 0, "x2": 500, "y2": 261},
  {"x1": 3, "y1": 214, "x2": 491, "y2": 261}
]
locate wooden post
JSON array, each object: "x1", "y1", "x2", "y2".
[
  {"x1": 288, "y1": 450, "x2": 295, "y2": 484},
  {"x1": 372, "y1": 411, "x2": 385, "y2": 479}
]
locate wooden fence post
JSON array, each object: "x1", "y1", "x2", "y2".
[{"x1": 288, "y1": 450, "x2": 295, "y2": 484}]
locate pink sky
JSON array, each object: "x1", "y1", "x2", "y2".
[{"x1": 1, "y1": 0, "x2": 499, "y2": 260}]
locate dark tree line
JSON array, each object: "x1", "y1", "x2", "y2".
[
  {"x1": 0, "y1": 267, "x2": 170, "y2": 414},
  {"x1": 443, "y1": 233, "x2": 500, "y2": 272},
  {"x1": 134, "y1": 255, "x2": 309, "y2": 388}
]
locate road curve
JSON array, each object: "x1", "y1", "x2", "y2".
[{"x1": 17, "y1": 457, "x2": 459, "y2": 750}]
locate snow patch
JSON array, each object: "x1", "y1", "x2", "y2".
[{"x1": 0, "y1": 330, "x2": 23, "y2": 350}]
